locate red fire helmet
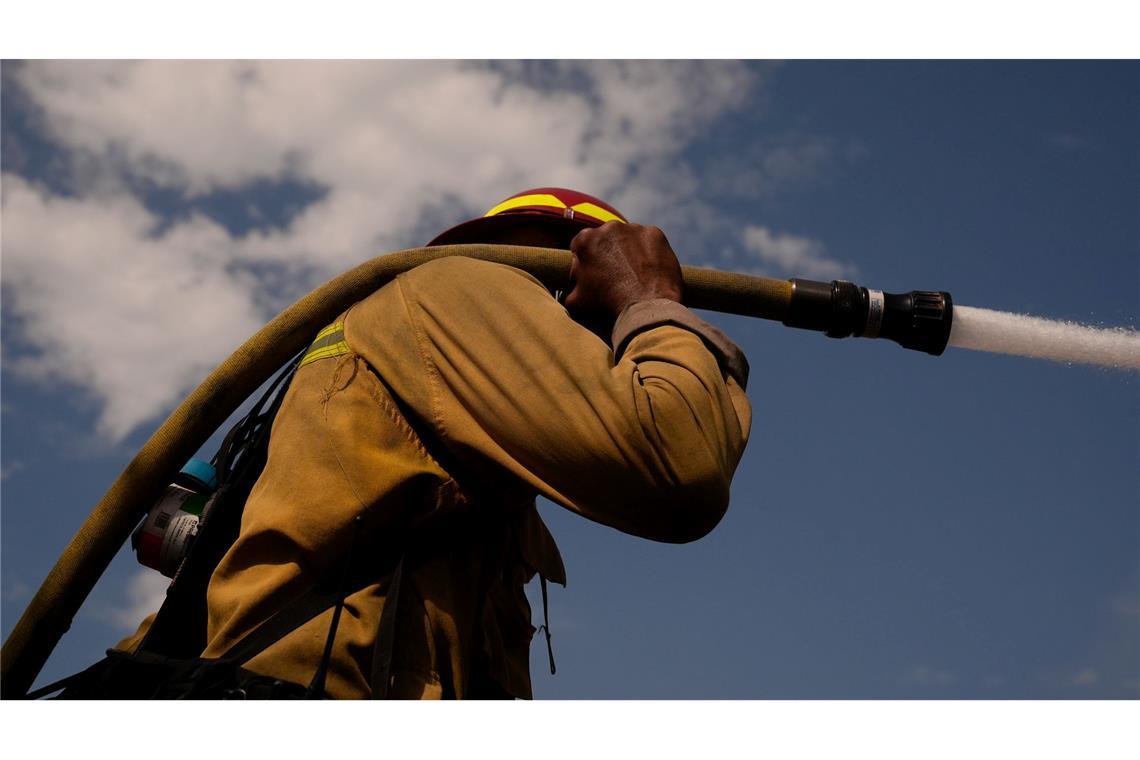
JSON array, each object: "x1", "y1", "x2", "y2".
[{"x1": 427, "y1": 187, "x2": 628, "y2": 247}]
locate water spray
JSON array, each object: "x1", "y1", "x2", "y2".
[
  {"x1": 3, "y1": 243, "x2": 1137, "y2": 697},
  {"x1": 948, "y1": 306, "x2": 1140, "y2": 370}
]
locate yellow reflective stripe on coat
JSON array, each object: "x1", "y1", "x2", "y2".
[
  {"x1": 311, "y1": 321, "x2": 343, "y2": 343},
  {"x1": 300, "y1": 322, "x2": 349, "y2": 368}
]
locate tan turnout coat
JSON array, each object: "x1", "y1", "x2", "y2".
[{"x1": 118, "y1": 256, "x2": 752, "y2": 698}]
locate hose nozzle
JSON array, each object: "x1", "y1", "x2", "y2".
[{"x1": 784, "y1": 279, "x2": 954, "y2": 356}]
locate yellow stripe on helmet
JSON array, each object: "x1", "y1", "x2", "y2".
[
  {"x1": 570, "y1": 202, "x2": 627, "y2": 224},
  {"x1": 483, "y1": 193, "x2": 569, "y2": 218}
]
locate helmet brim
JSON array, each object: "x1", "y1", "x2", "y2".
[{"x1": 426, "y1": 213, "x2": 597, "y2": 249}]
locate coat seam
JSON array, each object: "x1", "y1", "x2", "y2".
[
  {"x1": 394, "y1": 274, "x2": 453, "y2": 461},
  {"x1": 320, "y1": 354, "x2": 369, "y2": 514}
]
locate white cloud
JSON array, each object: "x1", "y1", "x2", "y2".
[
  {"x1": 706, "y1": 136, "x2": 848, "y2": 200},
  {"x1": 741, "y1": 224, "x2": 856, "y2": 280},
  {"x1": 102, "y1": 569, "x2": 171, "y2": 631},
  {"x1": 14, "y1": 60, "x2": 756, "y2": 265},
  {"x1": 900, "y1": 664, "x2": 956, "y2": 687},
  {"x1": 759, "y1": 140, "x2": 836, "y2": 185},
  {"x1": 1046, "y1": 132, "x2": 1092, "y2": 152},
  {"x1": 1071, "y1": 668, "x2": 1099, "y2": 687},
  {"x1": 3, "y1": 61, "x2": 759, "y2": 440},
  {"x1": 2, "y1": 578, "x2": 32, "y2": 602},
  {"x1": 2, "y1": 175, "x2": 266, "y2": 439},
  {"x1": 1, "y1": 459, "x2": 27, "y2": 481},
  {"x1": 1109, "y1": 594, "x2": 1140, "y2": 619}
]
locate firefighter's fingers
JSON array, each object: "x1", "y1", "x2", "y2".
[
  {"x1": 561, "y1": 255, "x2": 579, "y2": 305},
  {"x1": 570, "y1": 225, "x2": 597, "y2": 259}
]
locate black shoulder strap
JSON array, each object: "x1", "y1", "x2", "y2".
[
  {"x1": 537, "y1": 574, "x2": 556, "y2": 675},
  {"x1": 218, "y1": 586, "x2": 345, "y2": 668},
  {"x1": 369, "y1": 554, "x2": 405, "y2": 699},
  {"x1": 138, "y1": 353, "x2": 303, "y2": 657}
]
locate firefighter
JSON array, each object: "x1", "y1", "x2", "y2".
[{"x1": 111, "y1": 187, "x2": 752, "y2": 699}]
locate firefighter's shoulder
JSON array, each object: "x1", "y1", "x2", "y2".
[{"x1": 400, "y1": 254, "x2": 547, "y2": 294}]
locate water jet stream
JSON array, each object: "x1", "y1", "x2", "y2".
[{"x1": 948, "y1": 305, "x2": 1140, "y2": 371}]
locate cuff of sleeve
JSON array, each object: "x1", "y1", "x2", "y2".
[{"x1": 611, "y1": 299, "x2": 750, "y2": 389}]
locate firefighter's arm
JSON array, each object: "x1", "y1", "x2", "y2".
[{"x1": 348, "y1": 230, "x2": 751, "y2": 543}]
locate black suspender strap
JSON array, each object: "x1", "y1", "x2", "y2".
[
  {"x1": 24, "y1": 661, "x2": 108, "y2": 701},
  {"x1": 219, "y1": 587, "x2": 344, "y2": 668},
  {"x1": 304, "y1": 516, "x2": 364, "y2": 699},
  {"x1": 536, "y1": 574, "x2": 556, "y2": 676},
  {"x1": 369, "y1": 554, "x2": 405, "y2": 699},
  {"x1": 27, "y1": 587, "x2": 346, "y2": 700}
]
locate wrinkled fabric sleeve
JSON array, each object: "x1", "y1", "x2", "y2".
[
  {"x1": 612, "y1": 298, "x2": 750, "y2": 390},
  {"x1": 346, "y1": 257, "x2": 753, "y2": 543}
]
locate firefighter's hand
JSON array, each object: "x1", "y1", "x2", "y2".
[{"x1": 564, "y1": 222, "x2": 684, "y2": 320}]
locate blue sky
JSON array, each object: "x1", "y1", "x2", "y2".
[{"x1": 2, "y1": 60, "x2": 1137, "y2": 698}]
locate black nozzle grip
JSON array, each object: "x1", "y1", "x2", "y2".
[{"x1": 880, "y1": 290, "x2": 953, "y2": 356}]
